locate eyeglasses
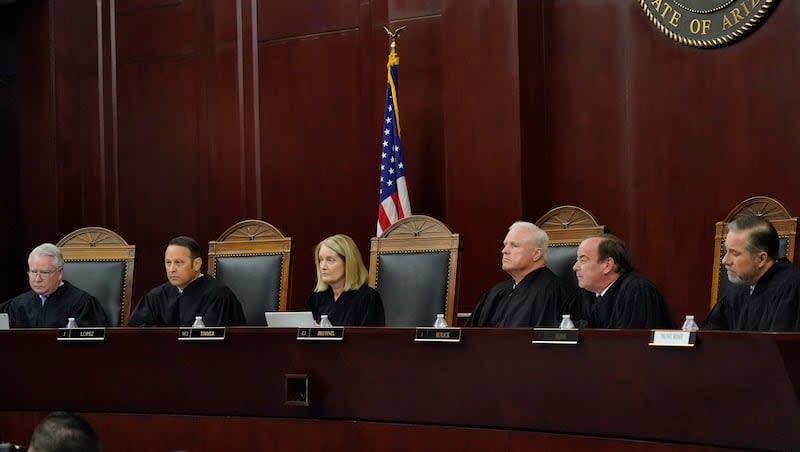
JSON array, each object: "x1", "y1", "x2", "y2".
[{"x1": 27, "y1": 268, "x2": 61, "y2": 279}]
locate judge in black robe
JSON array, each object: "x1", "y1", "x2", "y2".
[
  {"x1": 466, "y1": 222, "x2": 570, "y2": 328},
  {"x1": 567, "y1": 234, "x2": 673, "y2": 329},
  {"x1": 127, "y1": 275, "x2": 246, "y2": 327},
  {"x1": 305, "y1": 234, "x2": 385, "y2": 327},
  {"x1": 565, "y1": 270, "x2": 673, "y2": 329},
  {"x1": 306, "y1": 284, "x2": 385, "y2": 326},
  {"x1": 704, "y1": 259, "x2": 800, "y2": 331},
  {"x1": 5, "y1": 280, "x2": 109, "y2": 328},
  {"x1": 4, "y1": 243, "x2": 109, "y2": 328},
  {"x1": 467, "y1": 267, "x2": 569, "y2": 327},
  {"x1": 702, "y1": 216, "x2": 800, "y2": 331},
  {"x1": 127, "y1": 236, "x2": 246, "y2": 327}
]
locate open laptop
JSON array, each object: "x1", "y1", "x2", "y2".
[
  {"x1": 264, "y1": 311, "x2": 316, "y2": 328},
  {"x1": 0, "y1": 313, "x2": 9, "y2": 330}
]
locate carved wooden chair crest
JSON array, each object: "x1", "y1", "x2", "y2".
[
  {"x1": 56, "y1": 227, "x2": 136, "y2": 327},
  {"x1": 535, "y1": 205, "x2": 606, "y2": 290},
  {"x1": 208, "y1": 220, "x2": 293, "y2": 325},
  {"x1": 369, "y1": 215, "x2": 461, "y2": 327}
]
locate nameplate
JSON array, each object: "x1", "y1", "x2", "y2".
[
  {"x1": 57, "y1": 328, "x2": 106, "y2": 342},
  {"x1": 532, "y1": 328, "x2": 579, "y2": 345},
  {"x1": 178, "y1": 327, "x2": 226, "y2": 341},
  {"x1": 296, "y1": 327, "x2": 344, "y2": 341},
  {"x1": 414, "y1": 327, "x2": 462, "y2": 343},
  {"x1": 648, "y1": 330, "x2": 696, "y2": 347}
]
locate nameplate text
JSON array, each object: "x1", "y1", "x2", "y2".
[
  {"x1": 178, "y1": 327, "x2": 226, "y2": 341},
  {"x1": 414, "y1": 327, "x2": 462, "y2": 343},
  {"x1": 57, "y1": 328, "x2": 106, "y2": 342},
  {"x1": 649, "y1": 330, "x2": 697, "y2": 347},
  {"x1": 532, "y1": 328, "x2": 579, "y2": 345},
  {"x1": 297, "y1": 327, "x2": 344, "y2": 341}
]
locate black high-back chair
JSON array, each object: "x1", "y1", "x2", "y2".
[
  {"x1": 208, "y1": 220, "x2": 293, "y2": 326},
  {"x1": 56, "y1": 227, "x2": 136, "y2": 327},
  {"x1": 535, "y1": 205, "x2": 606, "y2": 291},
  {"x1": 710, "y1": 196, "x2": 797, "y2": 309},
  {"x1": 369, "y1": 215, "x2": 461, "y2": 327}
]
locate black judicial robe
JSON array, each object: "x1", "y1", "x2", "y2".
[
  {"x1": 466, "y1": 267, "x2": 569, "y2": 328},
  {"x1": 305, "y1": 284, "x2": 385, "y2": 326},
  {"x1": 702, "y1": 259, "x2": 800, "y2": 331},
  {"x1": 3, "y1": 280, "x2": 109, "y2": 328},
  {"x1": 565, "y1": 270, "x2": 673, "y2": 329},
  {"x1": 127, "y1": 275, "x2": 246, "y2": 327}
]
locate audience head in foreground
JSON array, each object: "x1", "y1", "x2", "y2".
[{"x1": 28, "y1": 411, "x2": 101, "y2": 452}]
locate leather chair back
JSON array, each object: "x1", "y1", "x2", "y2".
[
  {"x1": 208, "y1": 220, "x2": 292, "y2": 326},
  {"x1": 57, "y1": 227, "x2": 135, "y2": 327},
  {"x1": 369, "y1": 215, "x2": 460, "y2": 327}
]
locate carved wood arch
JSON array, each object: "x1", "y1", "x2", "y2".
[
  {"x1": 535, "y1": 205, "x2": 606, "y2": 245},
  {"x1": 56, "y1": 227, "x2": 136, "y2": 327},
  {"x1": 369, "y1": 215, "x2": 461, "y2": 327}
]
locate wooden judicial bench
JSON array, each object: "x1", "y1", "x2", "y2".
[{"x1": 0, "y1": 328, "x2": 798, "y2": 451}]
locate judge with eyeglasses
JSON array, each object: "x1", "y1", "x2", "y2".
[{"x1": 0, "y1": 243, "x2": 108, "y2": 328}]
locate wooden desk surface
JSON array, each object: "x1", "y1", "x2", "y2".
[{"x1": 0, "y1": 328, "x2": 798, "y2": 451}]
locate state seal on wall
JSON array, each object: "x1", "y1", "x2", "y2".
[{"x1": 640, "y1": 0, "x2": 779, "y2": 48}]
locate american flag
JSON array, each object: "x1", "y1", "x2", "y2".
[{"x1": 377, "y1": 47, "x2": 411, "y2": 236}]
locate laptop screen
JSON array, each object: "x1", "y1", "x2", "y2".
[
  {"x1": 0, "y1": 313, "x2": 9, "y2": 330},
  {"x1": 264, "y1": 311, "x2": 316, "y2": 328}
]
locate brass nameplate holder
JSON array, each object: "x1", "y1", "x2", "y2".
[
  {"x1": 414, "y1": 327, "x2": 462, "y2": 343},
  {"x1": 297, "y1": 327, "x2": 344, "y2": 341},
  {"x1": 648, "y1": 330, "x2": 696, "y2": 347},
  {"x1": 178, "y1": 327, "x2": 226, "y2": 341},
  {"x1": 57, "y1": 328, "x2": 106, "y2": 342},
  {"x1": 532, "y1": 328, "x2": 579, "y2": 345}
]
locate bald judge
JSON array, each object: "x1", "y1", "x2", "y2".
[{"x1": 466, "y1": 221, "x2": 571, "y2": 327}]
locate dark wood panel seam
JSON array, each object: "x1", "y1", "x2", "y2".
[
  {"x1": 237, "y1": 0, "x2": 247, "y2": 214},
  {"x1": 251, "y1": 0, "x2": 262, "y2": 217},
  {"x1": 389, "y1": 13, "x2": 442, "y2": 24},
  {"x1": 96, "y1": 0, "x2": 108, "y2": 224},
  {"x1": 116, "y1": 0, "x2": 183, "y2": 16},
  {"x1": 117, "y1": 51, "x2": 197, "y2": 66},
  {"x1": 110, "y1": 0, "x2": 121, "y2": 229},
  {"x1": 258, "y1": 27, "x2": 359, "y2": 46}
]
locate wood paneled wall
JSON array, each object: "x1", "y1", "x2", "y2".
[{"x1": 6, "y1": 0, "x2": 800, "y2": 324}]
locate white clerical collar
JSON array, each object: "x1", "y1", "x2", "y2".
[
  {"x1": 596, "y1": 278, "x2": 617, "y2": 298},
  {"x1": 749, "y1": 284, "x2": 756, "y2": 295},
  {"x1": 178, "y1": 274, "x2": 203, "y2": 294}
]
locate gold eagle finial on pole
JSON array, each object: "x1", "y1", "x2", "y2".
[{"x1": 383, "y1": 25, "x2": 408, "y2": 55}]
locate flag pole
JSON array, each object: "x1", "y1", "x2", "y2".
[{"x1": 376, "y1": 25, "x2": 412, "y2": 236}]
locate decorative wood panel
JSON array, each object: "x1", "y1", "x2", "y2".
[
  {"x1": 441, "y1": 0, "x2": 524, "y2": 313},
  {"x1": 257, "y1": 0, "x2": 360, "y2": 42},
  {"x1": 8, "y1": 0, "x2": 800, "y2": 322}
]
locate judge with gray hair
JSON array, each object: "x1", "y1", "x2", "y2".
[
  {"x1": 1, "y1": 243, "x2": 108, "y2": 328},
  {"x1": 466, "y1": 221, "x2": 571, "y2": 327}
]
